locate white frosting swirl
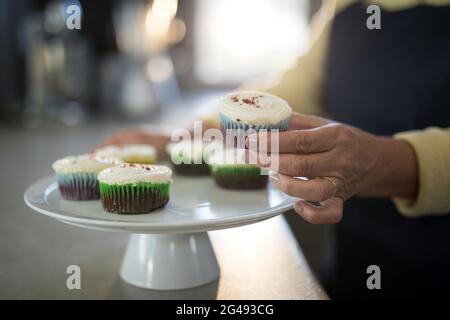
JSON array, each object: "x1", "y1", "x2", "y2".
[
  {"x1": 95, "y1": 144, "x2": 156, "y2": 163},
  {"x1": 52, "y1": 154, "x2": 123, "y2": 174},
  {"x1": 220, "y1": 91, "x2": 292, "y2": 125},
  {"x1": 97, "y1": 164, "x2": 172, "y2": 185}
]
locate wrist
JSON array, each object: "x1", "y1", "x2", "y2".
[{"x1": 359, "y1": 136, "x2": 418, "y2": 199}]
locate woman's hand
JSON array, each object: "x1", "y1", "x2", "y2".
[{"x1": 247, "y1": 112, "x2": 418, "y2": 224}]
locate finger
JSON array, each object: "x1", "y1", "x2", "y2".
[
  {"x1": 252, "y1": 152, "x2": 333, "y2": 178},
  {"x1": 294, "y1": 197, "x2": 343, "y2": 224},
  {"x1": 288, "y1": 112, "x2": 331, "y2": 130},
  {"x1": 275, "y1": 153, "x2": 329, "y2": 177},
  {"x1": 270, "y1": 174, "x2": 336, "y2": 202},
  {"x1": 246, "y1": 126, "x2": 338, "y2": 154}
]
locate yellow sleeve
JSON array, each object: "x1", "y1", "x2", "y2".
[{"x1": 393, "y1": 127, "x2": 450, "y2": 217}]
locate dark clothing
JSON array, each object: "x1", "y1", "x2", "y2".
[{"x1": 324, "y1": 2, "x2": 450, "y2": 299}]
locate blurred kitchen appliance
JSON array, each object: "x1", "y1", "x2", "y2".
[
  {"x1": 22, "y1": 0, "x2": 93, "y2": 128},
  {"x1": 0, "y1": 1, "x2": 31, "y2": 124},
  {"x1": 102, "y1": 0, "x2": 186, "y2": 119}
]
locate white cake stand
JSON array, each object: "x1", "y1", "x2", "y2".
[{"x1": 24, "y1": 175, "x2": 295, "y2": 290}]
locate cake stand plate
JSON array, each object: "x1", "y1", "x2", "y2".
[{"x1": 24, "y1": 175, "x2": 296, "y2": 290}]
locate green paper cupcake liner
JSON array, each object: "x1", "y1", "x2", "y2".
[
  {"x1": 99, "y1": 182, "x2": 170, "y2": 214},
  {"x1": 210, "y1": 165, "x2": 261, "y2": 177},
  {"x1": 210, "y1": 165, "x2": 268, "y2": 190}
]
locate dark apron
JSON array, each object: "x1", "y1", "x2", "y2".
[{"x1": 324, "y1": 2, "x2": 450, "y2": 299}]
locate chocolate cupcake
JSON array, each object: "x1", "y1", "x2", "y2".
[
  {"x1": 95, "y1": 144, "x2": 157, "y2": 164},
  {"x1": 52, "y1": 154, "x2": 122, "y2": 200},
  {"x1": 207, "y1": 147, "x2": 268, "y2": 190},
  {"x1": 219, "y1": 91, "x2": 292, "y2": 147},
  {"x1": 166, "y1": 140, "x2": 210, "y2": 175},
  {"x1": 98, "y1": 164, "x2": 172, "y2": 214}
]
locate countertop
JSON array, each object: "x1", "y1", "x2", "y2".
[{"x1": 0, "y1": 108, "x2": 327, "y2": 299}]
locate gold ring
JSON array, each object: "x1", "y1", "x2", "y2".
[{"x1": 322, "y1": 177, "x2": 338, "y2": 198}]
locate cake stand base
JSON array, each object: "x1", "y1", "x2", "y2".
[{"x1": 120, "y1": 232, "x2": 220, "y2": 290}]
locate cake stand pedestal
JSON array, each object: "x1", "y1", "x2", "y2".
[
  {"x1": 120, "y1": 233, "x2": 218, "y2": 290},
  {"x1": 24, "y1": 175, "x2": 295, "y2": 290}
]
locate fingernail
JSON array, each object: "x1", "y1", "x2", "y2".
[{"x1": 294, "y1": 201, "x2": 304, "y2": 214}]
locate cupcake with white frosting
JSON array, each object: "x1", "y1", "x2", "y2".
[
  {"x1": 95, "y1": 144, "x2": 157, "y2": 164},
  {"x1": 166, "y1": 140, "x2": 210, "y2": 175},
  {"x1": 219, "y1": 91, "x2": 292, "y2": 144},
  {"x1": 98, "y1": 163, "x2": 172, "y2": 214},
  {"x1": 207, "y1": 147, "x2": 268, "y2": 190},
  {"x1": 52, "y1": 154, "x2": 123, "y2": 200}
]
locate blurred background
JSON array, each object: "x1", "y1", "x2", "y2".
[
  {"x1": 0, "y1": 0, "x2": 321, "y2": 126},
  {"x1": 0, "y1": 0, "x2": 321, "y2": 128},
  {"x1": 0, "y1": 0, "x2": 330, "y2": 298}
]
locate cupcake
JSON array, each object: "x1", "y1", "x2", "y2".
[
  {"x1": 166, "y1": 140, "x2": 210, "y2": 175},
  {"x1": 52, "y1": 154, "x2": 123, "y2": 200},
  {"x1": 98, "y1": 164, "x2": 172, "y2": 214},
  {"x1": 95, "y1": 144, "x2": 157, "y2": 164},
  {"x1": 219, "y1": 91, "x2": 292, "y2": 146},
  {"x1": 207, "y1": 147, "x2": 268, "y2": 190}
]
